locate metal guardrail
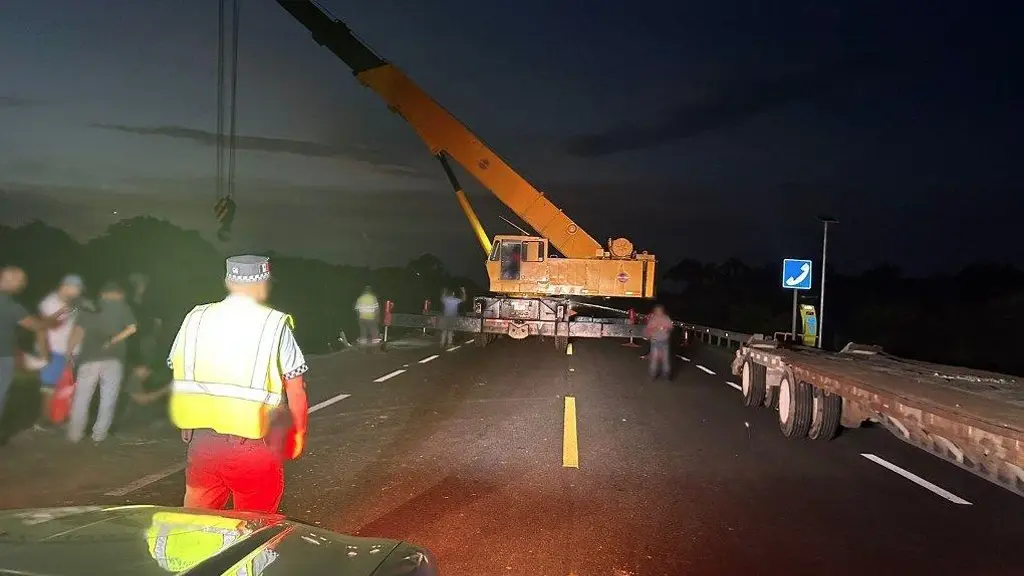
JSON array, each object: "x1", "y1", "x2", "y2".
[{"x1": 680, "y1": 324, "x2": 753, "y2": 349}]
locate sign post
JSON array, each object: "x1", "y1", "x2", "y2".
[
  {"x1": 781, "y1": 259, "x2": 813, "y2": 341},
  {"x1": 817, "y1": 216, "x2": 839, "y2": 348},
  {"x1": 791, "y1": 290, "x2": 798, "y2": 336}
]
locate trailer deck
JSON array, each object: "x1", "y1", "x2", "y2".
[
  {"x1": 771, "y1": 345, "x2": 1023, "y2": 433},
  {"x1": 733, "y1": 339, "x2": 1024, "y2": 497}
]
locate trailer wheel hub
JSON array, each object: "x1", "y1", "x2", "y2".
[{"x1": 779, "y1": 378, "x2": 792, "y2": 424}]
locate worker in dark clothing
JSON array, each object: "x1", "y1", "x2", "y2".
[
  {"x1": 118, "y1": 317, "x2": 172, "y2": 431},
  {"x1": 116, "y1": 274, "x2": 171, "y2": 432},
  {"x1": 0, "y1": 267, "x2": 58, "y2": 443},
  {"x1": 65, "y1": 282, "x2": 137, "y2": 443},
  {"x1": 439, "y1": 287, "x2": 466, "y2": 348}
]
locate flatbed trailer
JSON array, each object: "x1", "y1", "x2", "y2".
[
  {"x1": 725, "y1": 333, "x2": 1024, "y2": 498},
  {"x1": 384, "y1": 296, "x2": 648, "y2": 350}
]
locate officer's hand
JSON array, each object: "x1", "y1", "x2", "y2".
[
  {"x1": 289, "y1": 431, "x2": 305, "y2": 459},
  {"x1": 181, "y1": 429, "x2": 193, "y2": 443}
]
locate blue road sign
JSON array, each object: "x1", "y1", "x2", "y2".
[{"x1": 782, "y1": 259, "x2": 813, "y2": 290}]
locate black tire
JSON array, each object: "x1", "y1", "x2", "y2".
[
  {"x1": 554, "y1": 335, "x2": 568, "y2": 352},
  {"x1": 778, "y1": 373, "x2": 814, "y2": 439},
  {"x1": 475, "y1": 335, "x2": 488, "y2": 347},
  {"x1": 741, "y1": 360, "x2": 766, "y2": 407},
  {"x1": 808, "y1": 387, "x2": 843, "y2": 441}
]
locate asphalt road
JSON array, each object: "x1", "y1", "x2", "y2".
[{"x1": 3, "y1": 335, "x2": 1024, "y2": 575}]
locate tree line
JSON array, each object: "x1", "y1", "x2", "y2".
[
  {"x1": 2, "y1": 218, "x2": 1020, "y2": 376},
  {"x1": 0, "y1": 218, "x2": 478, "y2": 357}
]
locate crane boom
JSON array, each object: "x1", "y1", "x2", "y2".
[{"x1": 276, "y1": 0, "x2": 605, "y2": 259}]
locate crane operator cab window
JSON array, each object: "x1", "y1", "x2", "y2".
[
  {"x1": 491, "y1": 239, "x2": 546, "y2": 281},
  {"x1": 496, "y1": 241, "x2": 523, "y2": 281},
  {"x1": 523, "y1": 240, "x2": 545, "y2": 263}
]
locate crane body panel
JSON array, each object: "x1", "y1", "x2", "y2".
[{"x1": 485, "y1": 236, "x2": 655, "y2": 299}]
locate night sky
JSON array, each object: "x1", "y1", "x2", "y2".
[{"x1": 1, "y1": 0, "x2": 1021, "y2": 279}]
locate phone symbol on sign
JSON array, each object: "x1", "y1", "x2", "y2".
[{"x1": 785, "y1": 262, "x2": 811, "y2": 287}]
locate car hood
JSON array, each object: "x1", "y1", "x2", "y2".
[{"x1": 0, "y1": 505, "x2": 435, "y2": 576}]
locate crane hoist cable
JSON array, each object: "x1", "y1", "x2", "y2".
[
  {"x1": 227, "y1": 0, "x2": 240, "y2": 201},
  {"x1": 213, "y1": 0, "x2": 240, "y2": 241},
  {"x1": 215, "y1": 0, "x2": 225, "y2": 204}
]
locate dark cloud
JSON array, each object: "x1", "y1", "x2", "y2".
[
  {"x1": 0, "y1": 95, "x2": 40, "y2": 108},
  {"x1": 89, "y1": 123, "x2": 430, "y2": 178},
  {"x1": 564, "y1": 54, "x2": 883, "y2": 158}
]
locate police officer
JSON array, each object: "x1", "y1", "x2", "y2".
[
  {"x1": 167, "y1": 255, "x2": 309, "y2": 513},
  {"x1": 353, "y1": 285, "x2": 379, "y2": 345}
]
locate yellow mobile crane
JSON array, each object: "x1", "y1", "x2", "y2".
[{"x1": 277, "y1": 1, "x2": 655, "y2": 349}]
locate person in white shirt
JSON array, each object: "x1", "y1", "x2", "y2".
[{"x1": 35, "y1": 274, "x2": 83, "y2": 430}]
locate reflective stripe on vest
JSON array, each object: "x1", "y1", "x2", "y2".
[
  {"x1": 233, "y1": 545, "x2": 279, "y2": 576},
  {"x1": 356, "y1": 295, "x2": 378, "y2": 311},
  {"x1": 169, "y1": 299, "x2": 291, "y2": 439},
  {"x1": 171, "y1": 381, "x2": 282, "y2": 405},
  {"x1": 356, "y1": 294, "x2": 378, "y2": 319}
]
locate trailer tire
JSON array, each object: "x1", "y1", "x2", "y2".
[
  {"x1": 554, "y1": 336, "x2": 568, "y2": 352},
  {"x1": 778, "y1": 373, "x2": 813, "y2": 439},
  {"x1": 763, "y1": 376, "x2": 779, "y2": 410},
  {"x1": 808, "y1": 387, "x2": 842, "y2": 441},
  {"x1": 475, "y1": 335, "x2": 488, "y2": 348},
  {"x1": 741, "y1": 360, "x2": 766, "y2": 407}
]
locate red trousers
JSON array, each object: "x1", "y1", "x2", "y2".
[{"x1": 183, "y1": 431, "x2": 284, "y2": 513}]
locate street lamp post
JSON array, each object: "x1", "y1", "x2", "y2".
[{"x1": 817, "y1": 216, "x2": 838, "y2": 348}]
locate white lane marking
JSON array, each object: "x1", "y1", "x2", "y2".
[
  {"x1": 309, "y1": 393, "x2": 352, "y2": 413},
  {"x1": 725, "y1": 381, "x2": 742, "y2": 391},
  {"x1": 465, "y1": 339, "x2": 475, "y2": 344},
  {"x1": 861, "y1": 453, "x2": 972, "y2": 505},
  {"x1": 446, "y1": 345, "x2": 461, "y2": 352},
  {"x1": 374, "y1": 369, "x2": 406, "y2": 383},
  {"x1": 104, "y1": 462, "x2": 186, "y2": 496},
  {"x1": 419, "y1": 354, "x2": 439, "y2": 364},
  {"x1": 676, "y1": 355, "x2": 690, "y2": 362},
  {"x1": 696, "y1": 364, "x2": 716, "y2": 375}
]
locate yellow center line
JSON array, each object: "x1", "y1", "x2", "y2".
[{"x1": 562, "y1": 395, "x2": 579, "y2": 468}]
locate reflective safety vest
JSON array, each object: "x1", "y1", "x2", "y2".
[
  {"x1": 146, "y1": 511, "x2": 279, "y2": 575},
  {"x1": 355, "y1": 293, "x2": 379, "y2": 320},
  {"x1": 169, "y1": 296, "x2": 293, "y2": 440}
]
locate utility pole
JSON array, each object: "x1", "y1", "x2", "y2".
[{"x1": 817, "y1": 216, "x2": 839, "y2": 348}]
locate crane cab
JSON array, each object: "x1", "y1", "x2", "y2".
[{"x1": 486, "y1": 235, "x2": 656, "y2": 299}]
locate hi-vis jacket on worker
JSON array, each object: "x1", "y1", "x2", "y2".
[
  {"x1": 167, "y1": 255, "x2": 308, "y2": 440},
  {"x1": 354, "y1": 288, "x2": 379, "y2": 320},
  {"x1": 146, "y1": 510, "x2": 278, "y2": 574}
]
